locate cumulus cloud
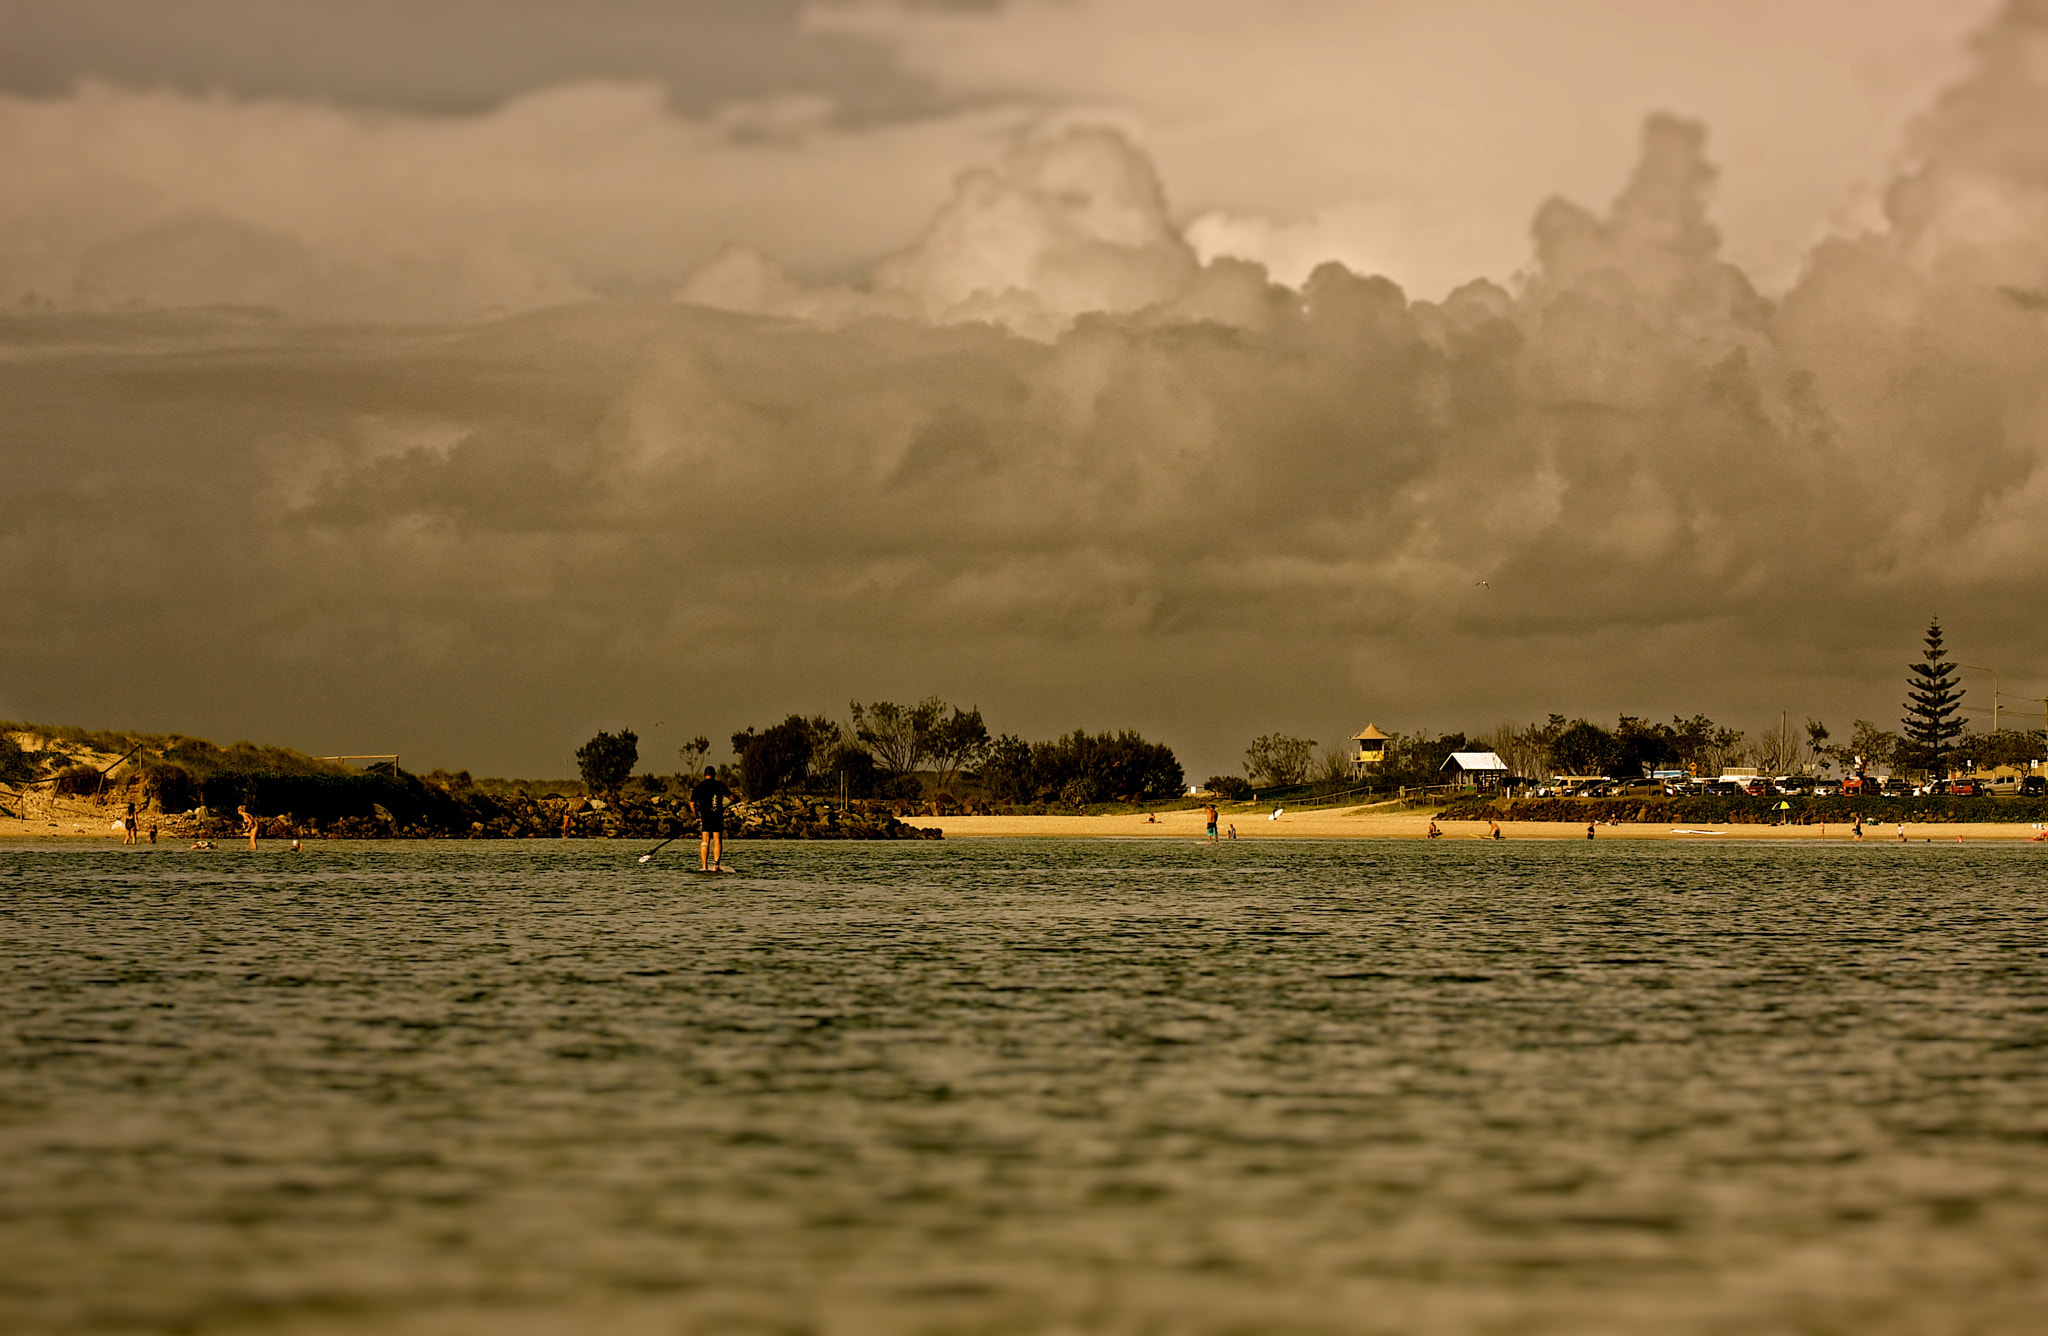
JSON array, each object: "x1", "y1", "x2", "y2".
[
  {"x1": 813, "y1": 0, "x2": 2000, "y2": 297},
  {"x1": 680, "y1": 125, "x2": 1198, "y2": 338},
  {"x1": 0, "y1": 79, "x2": 1025, "y2": 320},
  {"x1": 8, "y1": 7, "x2": 2048, "y2": 777}
]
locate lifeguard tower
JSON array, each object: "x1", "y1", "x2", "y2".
[{"x1": 1351, "y1": 725, "x2": 1390, "y2": 778}]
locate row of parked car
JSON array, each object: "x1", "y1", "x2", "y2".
[{"x1": 1531, "y1": 775, "x2": 2046, "y2": 799}]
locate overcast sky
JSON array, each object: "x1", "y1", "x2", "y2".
[{"x1": 3, "y1": 0, "x2": 2043, "y2": 780}]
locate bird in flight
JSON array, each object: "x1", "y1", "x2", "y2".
[{"x1": 1474, "y1": 580, "x2": 1490, "y2": 588}]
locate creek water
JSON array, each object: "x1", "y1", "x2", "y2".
[{"x1": 2, "y1": 837, "x2": 2045, "y2": 1335}]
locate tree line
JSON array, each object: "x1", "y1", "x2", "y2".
[
  {"x1": 1225, "y1": 621, "x2": 2039, "y2": 792},
  {"x1": 574, "y1": 697, "x2": 1184, "y2": 806}
]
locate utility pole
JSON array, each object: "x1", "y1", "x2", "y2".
[{"x1": 1963, "y1": 664, "x2": 2001, "y2": 732}]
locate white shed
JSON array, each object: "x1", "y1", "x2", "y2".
[{"x1": 1441, "y1": 751, "x2": 1509, "y2": 789}]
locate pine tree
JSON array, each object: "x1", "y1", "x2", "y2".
[{"x1": 1901, "y1": 619, "x2": 1966, "y2": 778}]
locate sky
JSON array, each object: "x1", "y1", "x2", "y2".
[{"x1": 3, "y1": 0, "x2": 2045, "y2": 781}]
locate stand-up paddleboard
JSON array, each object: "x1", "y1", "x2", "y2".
[{"x1": 686, "y1": 867, "x2": 737, "y2": 876}]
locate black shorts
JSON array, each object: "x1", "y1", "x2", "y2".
[{"x1": 701, "y1": 818, "x2": 724, "y2": 836}]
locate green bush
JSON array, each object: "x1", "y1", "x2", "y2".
[
  {"x1": 574, "y1": 729, "x2": 639, "y2": 797},
  {"x1": 0, "y1": 733, "x2": 38, "y2": 784},
  {"x1": 134, "y1": 763, "x2": 197, "y2": 812},
  {"x1": 52, "y1": 763, "x2": 104, "y2": 796}
]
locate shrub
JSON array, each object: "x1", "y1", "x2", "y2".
[
  {"x1": 575, "y1": 729, "x2": 639, "y2": 797},
  {"x1": 979, "y1": 734, "x2": 1036, "y2": 802},
  {"x1": 734, "y1": 716, "x2": 814, "y2": 798},
  {"x1": 1245, "y1": 734, "x2": 1316, "y2": 786},
  {"x1": 0, "y1": 734, "x2": 37, "y2": 784},
  {"x1": 1032, "y1": 729, "x2": 1183, "y2": 803},
  {"x1": 133, "y1": 763, "x2": 197, "y2": 812},
  {"x1": 812, "y1": 744, "x2": 880, "y2": 798},
  {"x1": 52, "y1": 763, "x2": 103, "y2": 796},
  {"x1": 1205, "y1": 775, "x2": 1252, "y2": 799}
]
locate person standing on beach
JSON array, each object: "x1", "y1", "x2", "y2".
[
  {"x1": 238, "y1": 804, "x2": 258, "y2": 850},
  {"x1": 122, "y1": 802, "x2": 137, "y2": 845},
  {"x1": 1203, "y1": 802, "x2": 1219, "y2": 845},
  {"x1": 691, "y1": 766, "x2": 732, "y2": 871},
  {"x1": 1586, "y1": 822, "x2": 1596, "y2": 840}
]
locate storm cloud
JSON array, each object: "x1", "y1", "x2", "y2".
[{"x1": 5, "y1": 3, "x2": 2048, "y2": 778}]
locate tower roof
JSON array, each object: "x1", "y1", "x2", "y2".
[{"x1": 1352, "y1": 725, "x2": 1390, "y2": 741}]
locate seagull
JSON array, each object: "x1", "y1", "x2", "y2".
[{"x1": 1474, "y1": 580, "x2": 1490, "y2": 588}]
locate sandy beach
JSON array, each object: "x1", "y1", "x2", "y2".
[
  {"x1": 925, "y1": 804, "x2": 2048, "y2": 843},
  {"x1": 7, "y1": 793, "x2": 2046, "y2": 843},
  {"x1": 0, "y1": 792, "x2": 147, "y2": 841}
]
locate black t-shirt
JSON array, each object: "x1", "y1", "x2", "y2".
[{"x1": 691, "y1": 777, "x2": 731, "y2": 824}]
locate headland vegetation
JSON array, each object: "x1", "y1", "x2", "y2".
[
  {"x1": 0, "y1": 699, "x2": 1191, "y2": 842},
  {"x1": 0, "y1": 721, "x2": 950, "y2": 843}
]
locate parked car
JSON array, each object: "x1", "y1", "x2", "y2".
[
  {"x1": 1881, "y1": 778, "x2": 1910, "y2": 797},
  {"x1": 1950, "y1": 778, "x2": 1983, "y2": 797},
  {"x1": 1705, "y1": 780, "x2": 1742, "y2": 796},
  {"x1": 1812, "y1": 780, "x2": 1843, "y2": 796},
  {"x1": 2023, "y1": 776, "x2": 2046, "y2": 797},
  {"x1": 1744, "y1": 779, "x2": 1770, "y2": 797},
  {"x1": 1924, "y1": 780, "x2": 1953, "y2": 796},
  {"x1": 1609, "y1": 779, "x2": 1665, "y2": 798}
]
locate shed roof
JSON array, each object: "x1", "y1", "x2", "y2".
[
  {"x1": 1353, "y1": 724, "x2": 1390, "y2": 741},
  {"x1": 1441, "y1": 751, "x2": 1508, "y2": 772}
]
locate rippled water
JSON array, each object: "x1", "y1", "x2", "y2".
[{"x1": 3, "y1": 837, "x2": 2045, "y2": 1335}]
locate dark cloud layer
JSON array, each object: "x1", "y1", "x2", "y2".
[
  {"x1": 6, "y1": 7, "x2": 2048, "y2": 778},
  {"x1": 0, "y1": 0, "x2": 965, "y2": 122}
]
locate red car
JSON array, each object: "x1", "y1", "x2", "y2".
[{"x1": 1950, "y1": 778, "x2": 1982, "y2": 797}]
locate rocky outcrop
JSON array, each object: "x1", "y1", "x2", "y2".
[
  {"x1": 728, "y1": 795, "x2": 942, "y2": 840},
  {"x1": 11, "y1": 780, "x2": 942, "y2": 841}
]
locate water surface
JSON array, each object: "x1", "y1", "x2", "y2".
[{"x1": 3, "y1": 838, "x2": 2044, "y2": 1334}]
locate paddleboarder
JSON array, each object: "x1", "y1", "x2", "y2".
[
  {"x1": 1203, "y1": 802, "x2": 1219, "y2": 845},
  {"x1": 691, "y1": 766, "x2": 732, "y2": 872}
]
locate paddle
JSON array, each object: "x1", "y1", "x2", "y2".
[{"x1": 637, "y1": 836, "x2": 681, "y2": 864}]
